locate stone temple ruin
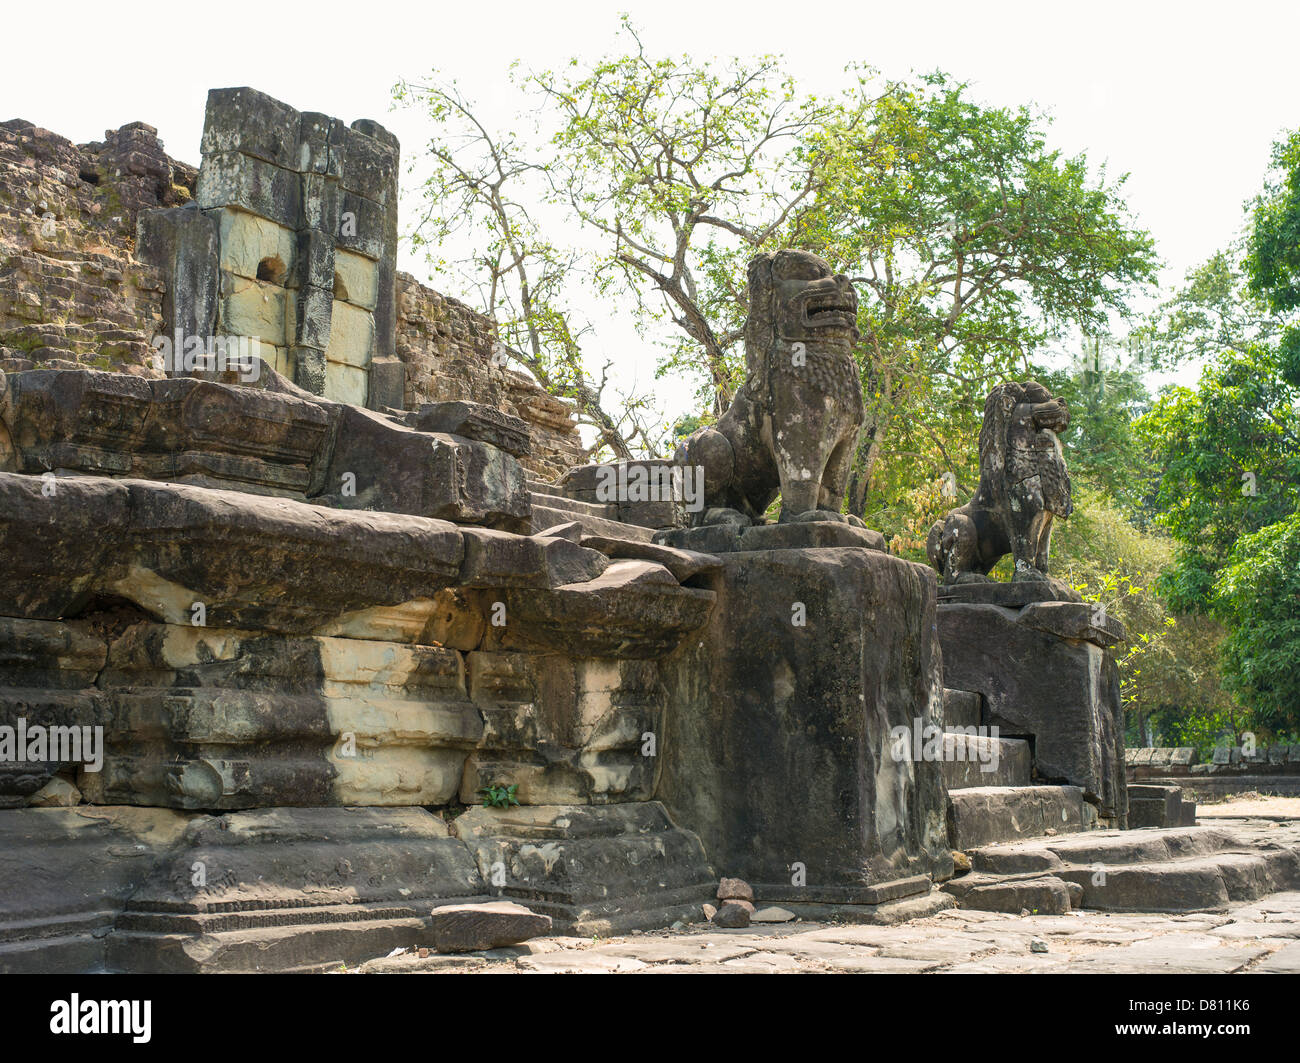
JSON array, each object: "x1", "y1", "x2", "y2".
[{"x1": 1, "y1": 88, "x2": 1297, "y2": 973}]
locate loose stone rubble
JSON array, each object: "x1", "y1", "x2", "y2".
[
  {"x1": 355, "y1": 866, "x2": 1300, "y2": 974},
  {"x1": 1, "y1": 86, "x2": 1297, "y2": 975}
]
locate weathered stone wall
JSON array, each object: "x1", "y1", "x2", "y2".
[
  {"x1": 396, "y1": 274, "x2": 585, "y2": 480},
  {"x1": 1127, "y1": 745, "x2": 1300, "y2": 798},
  {"x1": 0, "y1": 116, "x2": 583, "y2": 480},
  {"x1": 0, "y1": 119, "x2": 187, "y2": 375},
  {"x1": 657, "y1": 542, "x2": 955, "y2": 899}
]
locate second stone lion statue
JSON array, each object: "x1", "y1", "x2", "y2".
[
  {"x1": 674, "y1": 249, "x2": 864, "y2": 526},
  {"x1": 927, "y1": 380, "x2": 1074, "y2": 587}
]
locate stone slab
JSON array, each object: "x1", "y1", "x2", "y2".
[
  {"x1": 937, "y1": 580, "x2": 1081, "y2": 607},
  {"x1": 449, "y1": 803, "x2": 716, "y2": 936},
  {"x1": 948, "y1": 785, "x2": 1094, "y2": 849},
  {"x1": 938, "y1": 602, "x2": 1128, "y2": 821},
  {"x1": 429, "y1": 901, "x2": 552, "y2": 953},
  {"x1": 655, "y1": 519, "x2": 885, "y2": 554}
]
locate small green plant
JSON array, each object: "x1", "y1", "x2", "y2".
[{"x1": 477, "y1": 783, "x2": 519, "y2": 809}]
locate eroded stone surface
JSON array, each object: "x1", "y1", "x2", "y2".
[
  {"x1": 350, "y1": 878, "x2": 1300, "y2": 975},
  {"x1": 429, "y1": 901, "x2": 552, "y2": 953},
  {"x1": 939, "y1": 603, "x2": 1127, "y2": 821},
  {"x1": 658, "y1": 545, "x2": 953, "y2": 899}
]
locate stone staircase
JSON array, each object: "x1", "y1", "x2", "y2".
[
  {"x1": 943, "y1": 821, "x2": 1300, "y2": 916},
  {"x1": 526, "y1": 478, "x2": 654, "y2": 543},
  {"x1": 939, "y1": 687, "x2": 1300, "y2": 915},
  {"x1": 942, "y1": 688, "x2": 1098, "y2": 850}
]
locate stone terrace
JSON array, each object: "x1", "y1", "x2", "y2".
[{"x1": 353, "y1": 815, "x2": 1300, "y2": 974}]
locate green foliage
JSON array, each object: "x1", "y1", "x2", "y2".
[
  {"x1": 1246, "y1": 130, "x2": 1300, "y2": 315},
  {"x1": 526, "y1": 16, "x2": 861, "y2": 412},
  {"x1": 1052, "y1": 491, "x2": 1232, "y2": 736},
  {"x1": 670, "y1": 414, "x2": 704, "y2": 448},
  {"x1": 393, "y1": 72, "x2": 666, "y2": 460},
  {"x1": 792, "y1": 74, "x2": 1158, "y2": 517},
  {"x1": 1213, "y1": 513, "x2": 1300, "y2": 733},
  {"x1": 1136, "y1": 246, "x2": 1280, "y2": 371},
  {"x1": 1157, "y1": 708, "x2": 1242, "y2": 763},
  {"x1": 477, "y1": 784, "x2": 520, "y2": 810},
  {"x1": 1246, "y1": 129, "x2": 1300, "y2": 389},
  {"x1": 1136, "y1": 343, "x2": 1300, "y2": 612},
  {"x1": 400, "y1": 25, "x2": 1155, "y2": 494},
  {"x1": 1038, "y1": 337, "x2": 1155, "y2": 516},
  {"x1": 1130, "y1": 130, "x2": 1300, "y2": 740}
]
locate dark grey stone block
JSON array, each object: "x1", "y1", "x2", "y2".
[
  {"x1": 200, "y1": 87, "x2": 301, "y2": 170},
  {"x1": 196, "y1": 151, "x2": 301, "y2": 224},
  {"x1": 136, "y1": 204, "x2": 219, "y2": 348}
]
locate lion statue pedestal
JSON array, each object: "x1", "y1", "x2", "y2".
[{"x1": 929, "y1": 380, "x2": 1128, "y2": 826}]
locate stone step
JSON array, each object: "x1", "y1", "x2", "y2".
[
  {"x1": 943, "y1": 688, "x2": 981, "y2": 730},
  {"x1": 1128, "y1": 783, "x2": 1197, "y2": 828},
  {"x1": 529, "y1": 503, "x2": 654, "y2": 543},
  {"x1": 941, "y1": 733, "x2": 1032, "y2": 790},
  {"x1": 971, "y1": 824, "x2": 1244, "y2": 873},
  {"x1": 947, "y1": 785, "x2": 1097, "y2": 849},
  {"x1": 947, "y1": 824, "x2": 1300, "y2": 914},
  {"x1": 1056, "y1": 852, "x2": 1291, "y2": 912},
  {"x1": 529, "y1": 491, "x2": 619, "y2": 521}
]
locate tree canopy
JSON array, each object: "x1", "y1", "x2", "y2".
[{"x1": 397, "y1": 29, "x2": 1299, "y2": 741}]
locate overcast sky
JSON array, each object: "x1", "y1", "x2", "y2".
[{"x1": 5, "y1": 1, "x2": 1296, "y2": 431}]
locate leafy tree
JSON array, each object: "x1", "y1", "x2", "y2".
[
  {"x1": 1136, "y1": 244, "x2": 1280, "y2": 371},
  {"x1": 792, "y1": 75, "x2": 1158, "y2": 518},
  {"x1": 1137, "y1": 343, "x2": 1300, "y2": 613},
  {"x1": 1246, "y1": 128, "x2": 1300, "y2": 386},
  {"x1": 1213, "y1": 512, "x2": 1300, "y2": 733},
  {"x1": 1038, "y1": 336, "x2": 1155, "y2": 516},
  {"x1": 527, "y1": 17, "x2": 873, "y2": 413},
  {"x1": 1135, "y1": 129, "x2": 1300, "y2": 735},
  {"x1": 400, "y1": 26, "x2": 1156, "y2": 510},
  {"x1": 1051, "y1": 491, "x2": 1235, "y2": 745},
  {"x1": 394, "y1": 77, "x2": 663, "y2": 459}
]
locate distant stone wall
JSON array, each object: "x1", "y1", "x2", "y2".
[
  {"x1": 396, "y1": 273, "x2": 585, "y2": 481},
  {"x1": 1126, "y1": 745, "x2": 1300, "y2": 798},
  {"x1": 0, "y1": 119, "x2": 188, "y2": 375},
  {"x1": 0, "y1": 116, "x2": 583, "y2": 481}
]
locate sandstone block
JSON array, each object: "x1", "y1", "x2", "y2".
[
  {"x1": 717, "y1": 877, "x2": 754, "y2": 902},
  {"x1": 333, "y1": 248, "x2": 379, "y2": 310},
  {"x1": 429, "y1": 901, "x2": 552, "y2": 953},
  {"x1": 713, "y1": 903, "x2": 751, "y2": 928}
]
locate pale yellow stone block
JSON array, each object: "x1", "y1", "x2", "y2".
[
  {"x1": 325, "y1": 360, "x2": 369, "y2": 406},
  {"x1": 315, "y1": 599, "x2": 441, "y2": 643},
  {"x1": 333, "y1": 249, "x2": 379, "y2": 310},
  {"x1": 325, "y1": 299, "x2": 375, "y2": 368},
  {"x1": 316, "y1": 636, "x2": 478, "y2": 806},
  {"x1": 220, "y1": 272, "x2": 285, "y2": 347},
  {"x1": 216, "y1": 208, "x2": 296, "y2": 283},
  {"x1": 264, "y1": 344, "x2": 294, "y2": 381}
]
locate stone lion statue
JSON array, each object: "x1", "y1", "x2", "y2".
[
  {"x1": 926, "y1": 380, "x2": 1073, "y2": 587},
  {"x1": 675, "y1": 249, "x2": 864, "y2": 526}
]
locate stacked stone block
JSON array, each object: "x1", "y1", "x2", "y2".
[
  {"x1": 194, "y1": 88, "x2": 399, "y2": 407},
  {"x1": 0, "y1": 119, "x2": 186, "y2": 376}
]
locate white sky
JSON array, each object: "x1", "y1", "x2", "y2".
[{"x1": 4, "y1": 1, "x2": 1297, "y2": 434}]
